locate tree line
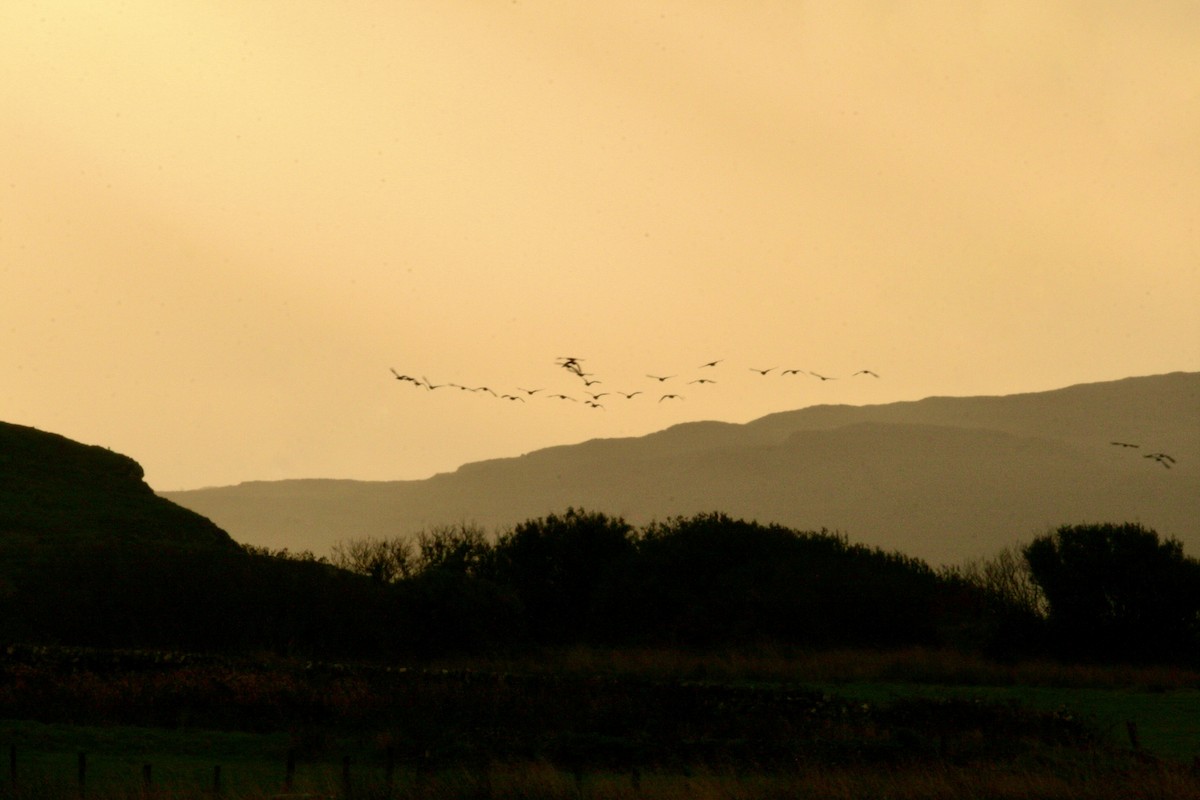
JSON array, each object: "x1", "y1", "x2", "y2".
[{"x1": 2, "y1": 510, "x2": 1197, "y2": 666}]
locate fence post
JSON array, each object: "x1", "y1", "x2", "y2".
[
  {"x1": 384, "y1": 747, "x2": 395, "y2": 797},
  {"x1": 1126, "y1": 721, "x2": 1141, "y2": 751},
  {"x1": 342, "y1": 755, "x2": 352, "y2": 799},
  {"x1": 142, "y1": 763, "x2": 152, "y2": 792},
  {"x1": 285, "y1": 749, "x2": 296, "y2": 792},
  {"x1": 78, "y1": 751, "x2": 87, "y2": 798},
  {"x1": 213, "y1": 764, "x2": 222, "y2": 796},
  {"x1": 9, "y1": 744, "x2": 15, "y2": 791}
]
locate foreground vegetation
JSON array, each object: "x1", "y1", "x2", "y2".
[
  {"x1": 5, "y1": 505, "x2": 1200, "y2": 797},
  {"x1": 4, "y1": 644, "x2": 1200, "y2": 799}
]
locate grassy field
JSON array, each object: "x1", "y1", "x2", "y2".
[{"x1": 3, "y1": 645, "x2": 1200, "y2": 799}]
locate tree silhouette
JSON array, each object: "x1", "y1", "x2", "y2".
[{"x1": 1024, "y1": 523, "x2": 1200, "y2": 663}]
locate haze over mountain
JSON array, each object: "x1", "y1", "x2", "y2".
[{"x1": 162, "y1": 372, "x2": 1198, "y2": 565}]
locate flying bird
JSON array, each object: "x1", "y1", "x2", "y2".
[
  {"x1": 1144, "y1": 452, "x2": 1176, "y2": 468},
  {"x1": 422, "y1": 376, "x2": 445, "y2": 390},
  {"x1": 647, "y1": 374, "x2": 675, "y2": 382},
  {"x1": 389, "y1": 368, "x2": 418, "y2": 382},
  {"x1": 688, "y1": 379, "x2": 716, "y2": 385},
  {"x1": 659, "y1": 394, "x2": 684, "y2": 402},
  {"x1": 749, "y1": 367, "x2": 776, "y2": 375},
  {"x1": 781, "y1": 369, "x2": 806, "y2": 375},
  {"x1": 516, "y1": 387, "x2": 543, "y2": 395},
  {"x1": 852, "y1": 370, "x2": 880, "y2": 378},
  {"x1": 699, "y1": 359, "x2": 722, "y2": 368},
  {"x1": 809, "y1": 372, "x2": 836, "y2": 381},
  {"x1": 617, "y1": 391, "x2": 643, "y2": 399},
  {"x1": 1110, "y1": 441, "x2": 1140, "y2": 448},
  {"x1": 548, "y1": 394, "x2": 576, "y2": 401}
]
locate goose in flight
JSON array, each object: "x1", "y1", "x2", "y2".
[
  {"x1": 647, "y1": 374, "x2": 675, "y2": 382},
  {"x1": 659, "y1": 393, "x2": 684, "y2": 402},
  {"x1": 852, "y1": 370, "x2": 880, "y2": 378},
  {"x1": 809, "y1": 372, "x2": 836, "y2": 381},
  {"x1": 390, "y1": 368, "x2": 418, "y2": 382},
  {"x1": 781, "y1": 369, "x2": 805, "y2": 375},
  {"x1": 699, "y1": 359, "x2": 722, "y2": 368},
  {"x1": 557, "y1": 358, "x2": 585, "y2": 376},
  {"x1": 1144, "y1": 452, "x2": 1176, "y2": 468},
  {"x1": 517, "y1": 387, "x2": 543, "y2": 395},
  {"x1": 617, "y1": 391, "x2": 643, "y2": 399},
  {"x1": 688, "y1": 379, "x2": 716, "y2": 385},
  {"x1": 422, "y1": 376, "x2": 445, "y2": 390},
  {"x1": 1110, "y1": 441, "x2": 1140, "y2": 448},
  {"x1": 749, "y1": 367, "x2": 776, "y2": 375},
  {"x1": 548, "y1": 393, "x2": 576, "y2": 401}
]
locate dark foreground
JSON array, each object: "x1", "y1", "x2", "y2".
[{"x1": 3, "y1": 645, "x2": 1200, "y2": 798}]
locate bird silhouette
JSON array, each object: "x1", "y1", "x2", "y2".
[
  {"x1": 389, "y1": 368, "x2": 418, "y2": 382},
  {"x1": 781, "y1": 369, "x2": 805, "y2": 375},
  {"x1": 852, "y1": 370, "x2": 880, "y2": 378},
  {"x1": 548, "y1": 394, "x2": 576, "y2": 401},
  {"x1": 422, "y1": 376, "x2": 445, "y2": 390},
  {"x1": 1144, "y1": 452, "x2": 1176, "y2": 468},
  {"x1": 1110, "y1": 441, "x2": 1140, "y2": 448},
  {"x1": 749, "y1": 367, "x2": 776, "y2": 375},
  {"x1": 688, "y1": 379, "x2": 716, "y2": 385},
  {"x1": 617, "y1": 391, "x2": 643, "y2": 399},
  {"x1": 699, "y1": 359, "x2": 722, "y2": 368},
  {"x1": 809, "y1": 372, "x2": 836, "y2": 381},
  {"x1": 517, "y1": 387, "x2": 543, "y2": 395},
  {"x1": 647, "y1": 374, "x2": 674, "y2": 382},
  {"x1": 557, "y1": 358, "x2": 585, "y2": 376},
  {"x1": 659, "y1": 394, "x2": 684, "y2": 402}
]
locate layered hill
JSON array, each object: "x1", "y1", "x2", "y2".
[{"x1": 163, "y1": 372, "x2": 1199, "y2": 565}]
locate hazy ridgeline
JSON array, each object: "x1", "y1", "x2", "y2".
[{"x1": 4, "y1": 504, "x2": 1197, "y2": 667}]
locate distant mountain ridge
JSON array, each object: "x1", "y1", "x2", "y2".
[{"x1": 162, "y1": 372, "x2": 1199, "y2": 565}]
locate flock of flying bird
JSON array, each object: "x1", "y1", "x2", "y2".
[
  {"x1": 390, "y1": 356, "x2": 881, "y2": 410},
  {"x1": 1109, "y1": 441, "x2": 1177, "y2": 469},
  {"x1": 390, "y1": 358, "x2": 1177, "y2": 470}
]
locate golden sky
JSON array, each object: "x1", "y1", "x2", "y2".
[{"x1": 3, "y1": 1, "x2": 1198, "y2": 491}]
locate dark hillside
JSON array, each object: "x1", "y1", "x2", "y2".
[
  {"x1": 0, "y1": 421, "x2": 237, "y2": 553},
  {"x1": 0, "y1": 422, "x2": 391, "y2": 656}
]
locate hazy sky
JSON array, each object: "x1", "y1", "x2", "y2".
[{"x1": 3, "y1": 2, "x2": 1198, "y2": 491}]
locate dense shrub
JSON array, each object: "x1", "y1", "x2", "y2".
[
  {"x1": 1024, "y1": 522, "x2": 1200, "y2": 664},
  {"x1": 491, "y1": 508, "x2": 636, "y2": 643}
]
